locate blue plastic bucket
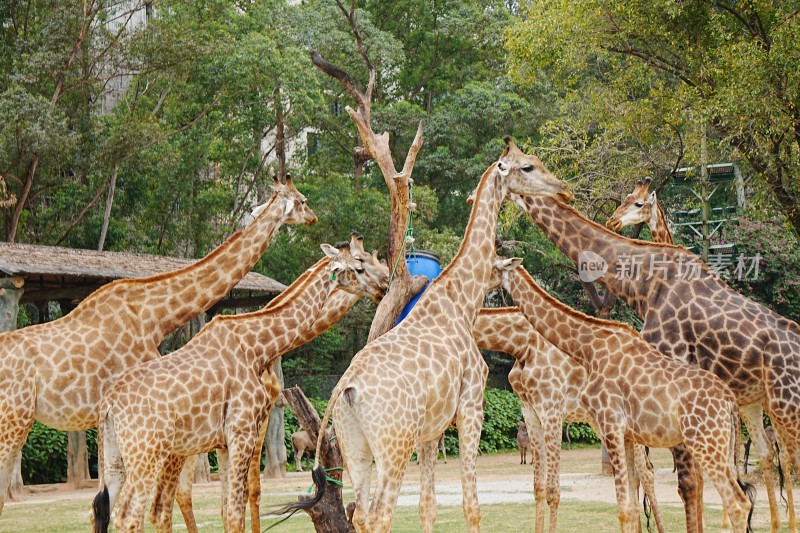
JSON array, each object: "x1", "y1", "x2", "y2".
[{"x1": 394, "y1": 250, "x2": 442, "y2": 326}]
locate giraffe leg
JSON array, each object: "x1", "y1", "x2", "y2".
[
  {"x1": 417, "y1": 439, "x2": 439, "y2": 533},
  {"x1": 671, "y1": 444, "x2": 703, "y2": 533},
  {"x1": 740, "y1": 404, "x2": 780, "y2": 533},
  {"x1": 175, "y1": 454, "x2": 199, "y2": 533},
  {"x1": 541, "y1": 413, "x2": 564, "y2": 533},
  {"x1": 0, "y1": 375, "x2": 36, "y2": 514},
  {"x1": 113, "y1": 453, "x2": 167, "y2": 533},
  {"x1": 634, "y1": 445, "x2": 666, "y2": 533},
  {"x1": 368, "y1": 436, "x2": 414, "y2": 533},
  {"x1": 684, "y1": 436, "x2": 750, "y2": 533},
  {"x1": 223, "y1": 438, "x2": 256, "y2": 533},
  {"x1": 521, "y1": 407, "x2": 546, "y2": 533},
  {"x1": 148, "y1": 454, "x2": 187, "y2": 533},
  {"x1": 773, "y1": 424, "x2": 798, "y2": 533},
  {"x1": 455, "y1": 371, "x2": 486, "y2": 533},
  {"x1": 600, "y1": 428, "x2": 639, "y2": 533},
  {"x1": 217, "y1": 448, "x2": 230, "y2": 526},
  {"x1": 332, "y1": 407, "x2": 373, "y2": 532},
  {"x1": 247, "y1": 422, "x2": 267, "y2": 533}
]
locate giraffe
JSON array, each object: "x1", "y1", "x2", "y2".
[
  {"x1": 472, "y1": 306, "x2": 666, "y2": 533},
  {"x1": 493, "y1": 257, "x2": 754, "y2": 533},
  {"x1": 90, "y1": 243, "x2": 372, "y2": 533},
  {"x1": 606, "y1": 178, "x2": 674, "y2": 244},
  {"x1": 0, "y1": 176, "x2": 315, "y2": 514},
  {"x1": 154, "y1": 232, "x2": 389, "y2": 533},
  {"x1": 607, "y1": 177, "x2": 774, "y2": 531},
  {"x1": 278, "y1": 138, "x2": 573, "y2": 533},
  {"x1": 516, "y1": 193, "x2": 800, "y2": 533}
]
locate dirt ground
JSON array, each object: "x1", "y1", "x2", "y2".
[{"x1": 1, "y1": 447, "x2": 736, "y2": 510}]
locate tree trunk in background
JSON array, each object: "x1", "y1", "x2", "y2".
[
  {"x1": 194, "y1": 454, "x2": 211, "y2": 484},
  {"x1": 67, "y1": 431, "x2": 91, "y2": 488},
  {"x1": 0, "y1": 278, "x2": 24, "y2": 504},
  {"x1": 282, "y1": 386, "x2": 353, "y2": 533},
  {"x1": 97, "y1": 163, "x2": 120, "y2": 252},
  {"x1": 275, "y1": 85, "x2": 286, "y2": 181},
  {"x1": 263, "y1": 359, "x2": 287, "y2": 479}
]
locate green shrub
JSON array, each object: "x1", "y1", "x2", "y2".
[{"x1": 21, "y1": 423, "x2": 99, "y2": 484}]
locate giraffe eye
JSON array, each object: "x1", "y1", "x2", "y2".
[
  {"x1": 635, "y1": 202, "x2": 644, "y2": 208},
  {"x1": 356, "y1": 267, "x2": 365, "y2": 274},
  {"x1": 521, "y1": 165, "x2": 535, "y2": 173}
]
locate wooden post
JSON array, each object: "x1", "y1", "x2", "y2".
[
  {"x1": 282, "y1": 386, "x2": 352, "y2": 533},
  {"x1": 262, "y1": 359, "x2": 287, "y2": 479},
  {"x1": 0, "y1": 277, "x2": 24, "y2": 504}
]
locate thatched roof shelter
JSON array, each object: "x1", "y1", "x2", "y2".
[{"x1": 0, "y1": 242, "x2": 286, "y2": 312}]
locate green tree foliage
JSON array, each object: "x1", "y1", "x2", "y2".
[
  {"x1": 725, "y1": 217, "x2": 800, "y2": 321},
  {"x1": 507, "y1": 0, "x2": 800, "y2": 239}
]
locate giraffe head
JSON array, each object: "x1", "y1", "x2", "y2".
[
  {"x1": 605, "y1": 177, "x2": 656, "y2": 232},
  {"x1": 497, "y1": 137, "x2": 573, "y2": 202},
  {"x1": 487, "y1": 256, "x2": 524, "y2": 291},
  {"x1": 320, "y1": 242, "x2": 387, "y2": 300},
  {"x1": 348, "y1": 231, "x2": 390, "y2": 302},
  {"x1": 252, "y1": 175, "x2": 318, "y2": 226}
]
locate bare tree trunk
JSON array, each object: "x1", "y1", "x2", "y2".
[
  {"x1": 0, "y1": 278, "x2": 24, "y2": 504},
  {"x1": 193, "y1": 454, "x2": 211, "y2": 484},
  {"x1": 275, "y1": 85, "x2": 287, "y2": 181},
  {"x1": 282, "y1": 387, "x2": 353, "y2": 533},
  {"x1": 262, "y1": 359, "x2": 287, "y2": 479},
  {"x1": 67, "y1": 431, "x2": 92, "y2": 488},
  {"x1": 97, "y1": 163, "x2": 120, "y2": 251},
  {"x1": 311, "y1": 25, "x2": 428, "y2": 338}
]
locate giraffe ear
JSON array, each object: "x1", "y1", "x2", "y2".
[
  {"x1": 493, "y1": 257, "x2": 523, "y2": 271},
  {"x1": 320, "y1": 243, "x2": 340, "y2": 259},
  {"x1": 283, "y1": 198, "x2": 296, "y2": 216},
  {"x1": 647, "y1": 191, "x2": 657, "y2": 204}
]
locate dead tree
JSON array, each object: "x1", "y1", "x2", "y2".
[
  {"x1": 281, "y1": 386, "x2": 353, "y2": 532},
  {"x1": 310, "y1": 1, "x2": 428, "y2": 341}
]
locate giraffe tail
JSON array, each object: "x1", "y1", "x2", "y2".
[
  {"x1": 732, "y1": 408, "x2": 756, "y2": 533},
  {"x1": 91, "y1": 486, "x2": 111, "y2": 533},
  {"x1": 89, "y1": 404, "x2": 109, "y2": 533},
  {"x1": 264, "y1": 381, "x2": 348, "y2": 529}
]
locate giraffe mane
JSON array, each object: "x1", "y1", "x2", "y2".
[
  {"x1": 212, "y1": 258, "x2": 332, "y2": 324},
  {"x1": 514, "y1": 265, "x2": 640, "y2": 337},
  {"x1": 436, "y1": 162, "x2": 499, "y2": 279},
  {"x1": 82, "y1": 193, "x2": 281, "y2": 300}
]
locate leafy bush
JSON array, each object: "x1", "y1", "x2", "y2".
[
  {"x1": 21, "y1": 423, "x2": 98, "y2": 484},
  {"x1": 480, "y1": 388, "x2": 523, "y2": 453},
  {"x1": 724, "y1": 217, "x2": 800, "y2": 321},
  {"x1": 564, "y1": 422, "x2": 600, "y2": 445}
]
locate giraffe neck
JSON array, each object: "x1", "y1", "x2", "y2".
[
  {"x1": 415, "y1": 164, "x2": 503, "y2": 318},
  {"x1": 648, "y1": 204, "x2": 674, "y2": 244},
  {"x1": 82, "y1": 193, "x2": 287, "y2": 344},
  {"x1": 504, "y1": 265, "x2": 631, "y2": 367},
  {"x1": 207, "y1": 259, "x2": 334, "y2": 376},
  {"x1": 282, "y1": 290, "x2": 360, "y2": 354},
  {"x1": 521, "y1": 196, "x2": 718, "y2": 315},
  {"x1": 473, "y1": 307, "x2": 531, "y2": 357}
]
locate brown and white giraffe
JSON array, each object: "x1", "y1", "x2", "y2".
[
  {"x1": 493, "y1": 257, "x2": 754, "y2": 533},
  {"x1": 0, "y1": 177, "x2": 315, "y2": 514},
  {"x1": 153, "y1": 232, "x2": 389, "y2": 533},
  {"x1": 517, "y1": 193, "x2": 800, "y2": 533},
  {"x1": 473, "y1": 307, "x2": 666, "y2": 533},
  {"x1": 90, "y1": 243, "x2": 371, "y2": 533},
  {"x1": 606, "y1": 178, "x2": 674, "y2": 244},
  {"x1": 279, "y1": 139, "x2": 572, "y2": 533},
  {"x1": 608, "y1": 177, "x2": 777, "y2": 531}
]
